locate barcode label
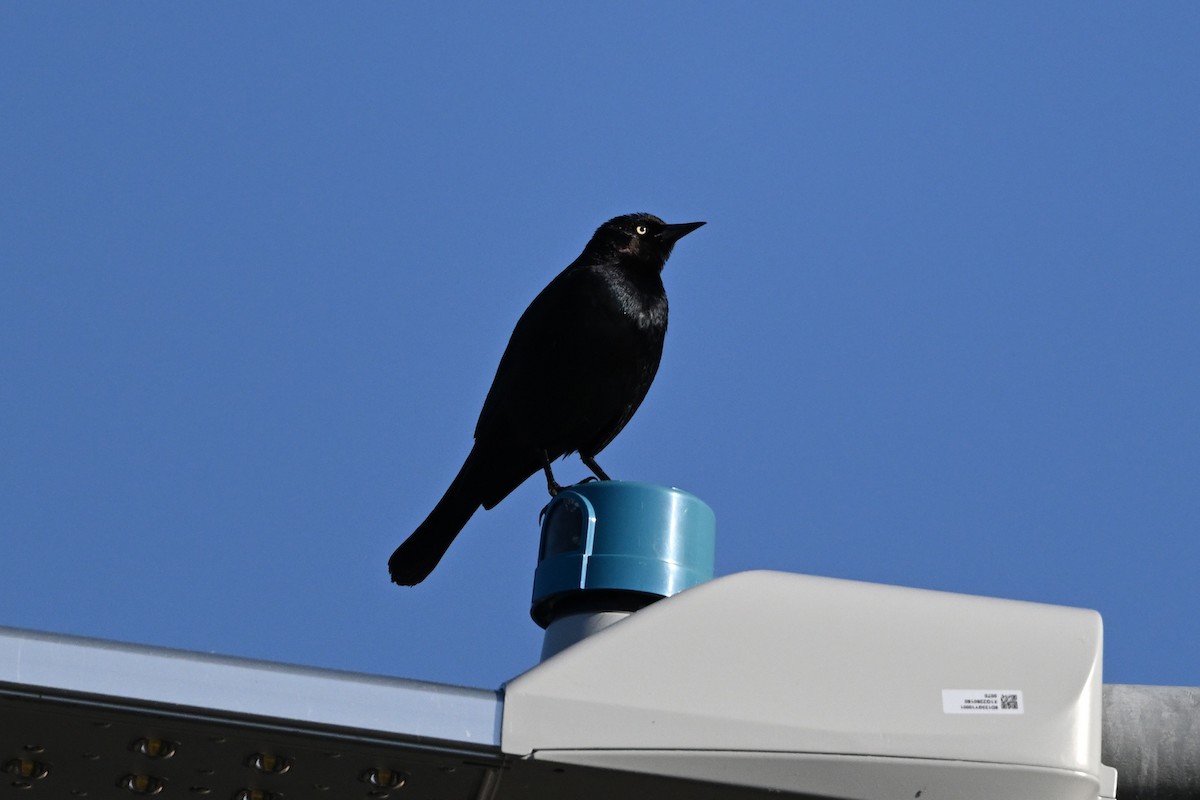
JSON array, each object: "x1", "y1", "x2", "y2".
[{"x1": 942, "y1": 689, "x2": 1024, "y2": 714}]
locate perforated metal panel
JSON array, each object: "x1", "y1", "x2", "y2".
[{"x1": 0, "y1": 688, "x2": 501, "y2": 798}]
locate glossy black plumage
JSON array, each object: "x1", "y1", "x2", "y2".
[{"x1": 389, "y1": 213, "x2": 704, "y2": 586}]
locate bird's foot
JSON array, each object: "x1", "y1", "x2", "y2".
[
  {"x1": 580, "y1": 454, "x2": 612, "y2": 482},
  {"x1": 542, "y1": 451, "x2": 564, "y2": 497}
]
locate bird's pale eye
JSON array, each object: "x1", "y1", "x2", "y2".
[{"x1": 635, "y1": 225, "x2": 648, "y2": 235}]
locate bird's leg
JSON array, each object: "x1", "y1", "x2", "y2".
[
  {"x1": 542, "y1": 451, "x2": 563, "y2": 497},
  {"x1": 580, "y1": 454, "x2": 611, "y2": 482}
]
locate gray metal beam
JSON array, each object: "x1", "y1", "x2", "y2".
[{"x1": 1103, "y1": 684, "x2": 1200, "y2": 800}]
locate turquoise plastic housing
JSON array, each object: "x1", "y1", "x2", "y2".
[{"x1": 531, "y1": 481, "x2": 715, "y2": 627}]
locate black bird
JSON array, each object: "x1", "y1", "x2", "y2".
[{"x1": 389, "y1": 213, "x2": 705, "y2": 586}]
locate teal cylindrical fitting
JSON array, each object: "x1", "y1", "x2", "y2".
[{"x1": 531, "y1": 481, "x2": 715, "y2": 628}]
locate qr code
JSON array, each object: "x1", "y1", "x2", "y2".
[{"x1": 1001, "y1": 693, "x2": 1019, "y2": 710}]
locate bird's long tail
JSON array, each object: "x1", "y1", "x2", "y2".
[{"x1": 389, "y1": 451, "x2": 482, "y2": 586}]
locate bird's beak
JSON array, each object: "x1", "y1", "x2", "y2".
[{"x1": 656, "y1": 220, "x2": 706, "y2": 245}]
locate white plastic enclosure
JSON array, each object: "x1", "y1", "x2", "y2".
[{"x1": 502, "y1": 570, "x2": 1115, "y2": 800}]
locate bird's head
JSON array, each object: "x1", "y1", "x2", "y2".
[{"x1": 586, "y1": 213, "x2": 706, "y2": 271}]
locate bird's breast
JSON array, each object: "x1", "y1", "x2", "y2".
[{"x1": 602, "y1": 271, "x2": 668, "y2": 333}]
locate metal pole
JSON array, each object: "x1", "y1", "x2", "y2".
[{"x1": 1103, "y1": 684, "x2": 1200, "y2": 800}]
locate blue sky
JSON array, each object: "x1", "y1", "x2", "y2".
[{"x1": 3, "y1": 3, "x2": 1197, "y2": 691}]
